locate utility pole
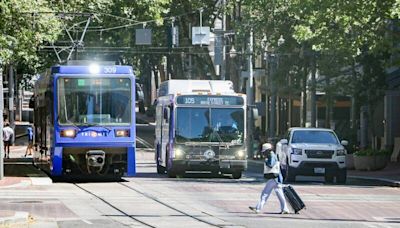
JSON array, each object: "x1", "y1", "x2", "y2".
[
  {"x1": 8, "y1": 64, "x2": 14, "y2": 130},
  {"x1": 220, "y1": 0, "x2": 226, "y2": 80},
  {"x1": 0, "y1": 61, "x2": 4, "y2": 180},
  {"x1": 269, "y1": 53, "x2": 277, "y2": 139},
  {"x1": 246, "y1": 29, "x2": 254, "y2": 158},
  {"x1": 310, "y1": 52, "x2": 317, "y2": 127}
]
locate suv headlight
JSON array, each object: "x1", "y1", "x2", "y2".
[
  {"x1": 337, "y1": 149, "x2": 346, "y2": 156},
  {"x1": 291, "y1": 148, "x2": 302, "y2": 155}
]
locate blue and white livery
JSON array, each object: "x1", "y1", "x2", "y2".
[{"x1": 33, "y1": 63, "x2": 136, "y2": 178}]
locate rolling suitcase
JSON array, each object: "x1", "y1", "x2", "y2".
[{"x1": 283, "y1": 185, "x2": 305, "y2": 213}]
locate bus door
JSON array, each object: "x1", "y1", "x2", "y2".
[{"x1": 161, "y1": 106, "x2": 170, "y2": 166}]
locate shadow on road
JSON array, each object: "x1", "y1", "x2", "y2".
[{"x1": 4, "y1": 164, "x2": 48, "y2": 177}]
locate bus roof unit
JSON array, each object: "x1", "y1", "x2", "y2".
[
  {"x1": 158, "y1": 80, "x2": 235, "y2": 96},
  {"x1": 51, "y1": 65, "x2": 133, "y2": 75}
]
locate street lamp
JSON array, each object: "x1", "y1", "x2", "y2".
[
  {"x1": 278, "y1": 35, "x2": 285, "y2": 47},
  {"x1": 229, "y1": 45, "x2": 237, "y2": 58}
]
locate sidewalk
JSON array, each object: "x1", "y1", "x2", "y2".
[
  {"x1": 348, "y1": 162, "x2": 400, "y2": 187},
  {"x1": 1, "y1": 145, "x2": 51, "y2": 226},
  {"x1": 248, "y1": 159, "x2": 400, "y2": 187}
]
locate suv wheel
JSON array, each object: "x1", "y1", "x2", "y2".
[
  {"x1": 325, "y1": 174, "x2": 334, "y2": 183},
  {"x1": 285, "y1": 163, "x2": 296, "y2": 182},
  {"x1": 337, "y1": 170, "x2": 347, "y2": 184}
]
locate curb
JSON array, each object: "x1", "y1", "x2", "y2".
[
  {"x1": 247, "y1": 159, "x2": 400, "y2": 187},
  {"x1": 0, "y1": 211, "x2": 29, "y2": 226},
  {"x1": 348, "y1": 175, "x2": 400, "y2": 187}
]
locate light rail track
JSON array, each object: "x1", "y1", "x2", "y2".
[{"x1": 74, "y1": 182, "x2": 229, "y2": 228}]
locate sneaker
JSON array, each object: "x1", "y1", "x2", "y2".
[
  {"x1": 249, "y1": 206, "x2": 260, "y2": 214},
  {"x1": 280, "y1": 210, "x2": 290, "y2": 214}
]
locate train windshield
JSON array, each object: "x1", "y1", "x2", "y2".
[
  {"x1": 58, "y1": 77, "x2": 131, "y2": 126},
  {"x1": 175, "y1": 107, "x2": 244, "y2": 143}
]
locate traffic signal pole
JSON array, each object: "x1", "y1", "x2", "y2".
[
  {"x1": 0, "y1": 63, "x2": 4, "y2": 180},
  {"x1": 246, "y1": 29, "x2": 254, "y2": 158}
]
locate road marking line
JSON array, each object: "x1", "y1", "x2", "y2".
[{"x1": 82, "y1": 219, "x2": 93, "y2": 224}]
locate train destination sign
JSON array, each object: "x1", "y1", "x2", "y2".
[{"x1": 176, "y1": 95, "x2": 244, "y2": 105}]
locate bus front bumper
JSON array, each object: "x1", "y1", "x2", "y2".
[{"x1": 172, "y1": 159, "x2": 247, "y2": 172}]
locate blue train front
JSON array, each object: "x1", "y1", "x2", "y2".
[{"x1": 33, "y1": 64, "x2": 136, "y2": 178}]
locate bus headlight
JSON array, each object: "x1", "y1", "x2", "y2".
[
  {"x1": 174, "y1": 148, "x2": 184, "y2": 159},
  {"x1": 236, "y1": 150, "x2": 246, "y2": 159},
  {"x1": 60, "y1": 129, "x2": 76, "y2": 138},
  {"x1": 115, "y1": 129, "x2": 130, "y2": 137}
]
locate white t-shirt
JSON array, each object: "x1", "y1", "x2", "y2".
[{"x1": 3, "y1": 126, "x2": 14, "y2": 141}]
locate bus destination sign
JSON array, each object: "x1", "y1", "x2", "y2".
[{"x1": 176, "y1": 95, "x2": 244, "y2": 105}]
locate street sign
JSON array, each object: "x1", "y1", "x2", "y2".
[
  {"x1": 135, "y1": 29, "x2": 152, "y2": 45},
  {"x1": 192, "y1": 26, "x2": 210, "y2": 46}
]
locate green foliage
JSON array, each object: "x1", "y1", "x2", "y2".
[
  {"x1": 290, "y1": 0, "x2": 396, "y2": 56},
  {"x1": 354, "y1": 149, "x2": 392, "y2": 156},
  {"x1": 0, "y1": 0, "x2": 61, "y2": 66}
]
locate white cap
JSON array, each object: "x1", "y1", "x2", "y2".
[{"x1": 261, "y1": 143, "x2": 273, "y2": 152}]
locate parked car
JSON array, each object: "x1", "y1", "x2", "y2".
[{"x1": 276, "y1": 127, "x2": 348, "y2": 184}]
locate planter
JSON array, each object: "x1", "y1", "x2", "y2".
[
  {"x1": 353, "y1": 155, "x2": 390, "y2": 171},
  {"x1": 345, "y1": 154, "x2": 355, "y2": 170}
]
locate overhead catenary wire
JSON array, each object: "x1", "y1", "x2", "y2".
[{"x1": 22, "y1": 8, "x2": 206, "y2": 33}]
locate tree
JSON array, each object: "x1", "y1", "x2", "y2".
[{"x1": 0, "y1": 0, "x2": 61, "y2": 66}]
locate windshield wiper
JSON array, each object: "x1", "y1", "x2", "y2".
[{"x1": 211, "y1": 127, "x2": 224, "y2": 144}]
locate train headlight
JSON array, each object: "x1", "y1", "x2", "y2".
[
  {"x1": 60, "y1": 129, "x2": 76, "y2": 138},
  {"x1": 115, "y1": 129, "x2": 130, "y2": 137},
  {"x1": 174, "y1": 148, "x2": 184, "y2": 159},
  {"x1": 89, "y1": 64, "x2": 100, "y2": 74}
]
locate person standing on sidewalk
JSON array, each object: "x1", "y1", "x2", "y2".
[
  {"x1": 25, "y1": 125, "x2": 34, "y2": 157},
  {"x1": 3, "y1": 123, "x2": 14, "y2": 159},
  {"x1": 249, "y1": 143, "x2": 290, "y2": 214}
]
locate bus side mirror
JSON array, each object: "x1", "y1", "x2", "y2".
[{"x1": 252, "y1": 108, "x2": 259, "y2": 119}]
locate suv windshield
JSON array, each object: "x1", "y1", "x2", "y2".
[{"x1": 291, "y1": 130, "x2": 339, "y2": 144}]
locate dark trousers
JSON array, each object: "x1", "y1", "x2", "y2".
[{"x1": 4, "y1": 140, "x2": 10, "y2": 157}]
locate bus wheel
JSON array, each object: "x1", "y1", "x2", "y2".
[
  {"x1": 156, "y1": 149, "x2": 166, "y2": 174},
  {"x1": 167, "y1": 168, "x2": 177, "y2": 178},
  {"x1": 157, "y1": 162, "x2": 166, "y2": 174},
  {"x1": 232, "y1": 170, "x2": 242, "y2": 179},
  {"x1": 166, "y1": 151, "x2": 176, "y2": 178}
]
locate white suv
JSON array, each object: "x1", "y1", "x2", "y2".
[{"x1": 276, "y1": 128, "x2": 348, "y2": 184}]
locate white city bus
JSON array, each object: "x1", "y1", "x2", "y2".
[{"x1": 154, "y1": 80, "x2": 247, "y2": 178}]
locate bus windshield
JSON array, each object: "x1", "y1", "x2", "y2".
[
  {"x1": 175, "y1": 107, "x2": 244, "y2": 143},
  {"x1": 58, "y1": 77, "x2": 131, "y2": 126}
]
